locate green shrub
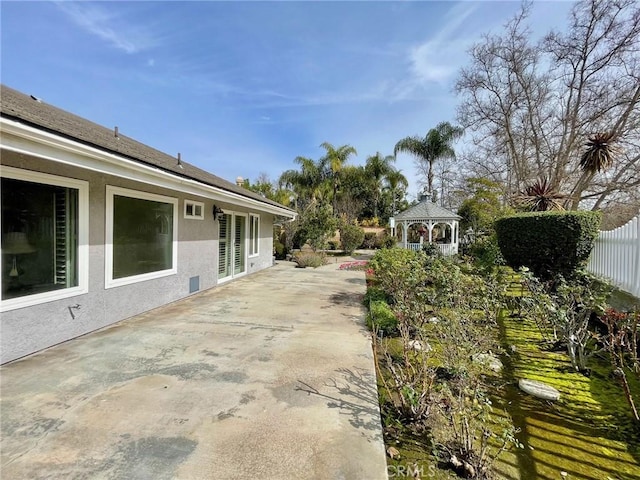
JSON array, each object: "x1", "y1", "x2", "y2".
[
  {"x1": 298, "y1": 206, "x2": 338, "y2": 251},
  {"x1": 495, "y1": 210, "x2": 601, "y2": 280},
  {"x1": 370, "y1": 248, "x2": 428, "y2": 304},
  {"x1": 292, "y1": 228, "x2": 307, "y2": 249},
  {"x1": 422, "y1": 242, "x2": 442, "y2": 257},
  {"x1": 361, "y1": 232, "x2": 377, "y2": 249},
  {"x1": 468, "y1": 234, "x2": 504, "y2": 272},
  {"x1": 377, "y1": 233, "x2": 396, "y2": 249},
  {"x1": 364, "y1": 286, "x2": 388, "y2": 304},
  {"x1": 293, "y1": 252, "x2": 327, "y2": 268},
  {"x1": 340, "y1": 223, "x2": 365, "y2": 254},
  {"x1": 274, "y1": 240, "x2": 287, "y2": 260},
  {"x1": 327, "y1": 240, "x2": 339, "y2": 250},
  {"x1": 367, "y1": 300, "x2": 398, "y2": 335}
]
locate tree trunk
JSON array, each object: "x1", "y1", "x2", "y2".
[
  {"x1": 427, "y1": 161, "x2": 434, "y2": 197},
  {"x1": 567, "y1": 338, "x2": 579, "y2": 371},
  {"x1": 615, "y1": 368, "x2": 640, "y2": 422}
]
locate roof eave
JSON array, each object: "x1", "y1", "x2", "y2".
[{"x1": 0, "y1": 117, "x2": 296, "y2": 219}]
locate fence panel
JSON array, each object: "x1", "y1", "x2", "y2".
[{"x1": 587, "y1": 215, "x2": 640, "y2": 298}]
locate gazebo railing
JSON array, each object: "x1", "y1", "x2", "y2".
[
  {"x1": 405, "y1": 243, "x2": 457, "y2": 255},
  {"x1": 438, "y1": 244, "x2": 457, "y2": 256}
]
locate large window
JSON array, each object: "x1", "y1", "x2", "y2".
[
  {"x1": 106, "y1": 186, "x2": 177, "y2": 288},
  {"x1": 249, "y1": 214, "x2": 259, "y2": 257},
  {"x1": 1, "y1": 167, "x2": 88, "y2": 311}
]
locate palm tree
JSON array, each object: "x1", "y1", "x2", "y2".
[
  {"x1": 394, "y1": 121, "x2": 463, "y2": 198},
  {"x1": 580, "y1": 132, "x2": 618, "y2": 174},
  {"x1": 365, "y1": 152, "x2": 395, "y2": 218},
  {"x1": 279, "y1": 156, "x2": 327, "y2": 210},
  {"x1": 320, "y1": 142, "x2": 357, "y2": 215},
  {"x1": 517, "y1": 177, "x2": 567, "y2": 211},
  {"x1": 568, "y1": 131, "x2": 620, "y2": 209},
  {"x1": 384, "y1": 169, "x2": 409, "y2": 215}
]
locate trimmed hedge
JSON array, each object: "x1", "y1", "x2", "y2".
[{"x1": 495, "y1": 210, "x2": 601, "y2": 279}]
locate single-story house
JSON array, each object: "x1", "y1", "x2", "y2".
[{"x1": 0, "y1": 85, "x2": 296, "y2": 364}]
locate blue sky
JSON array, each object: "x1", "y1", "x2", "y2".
[{"x1": 1, "y1": 1, "x2": 575, "y2": 198}]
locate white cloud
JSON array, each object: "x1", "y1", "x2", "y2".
[
  {"x1": 407, "y1": 3, "x2": 479, "y2": 86},
  {"x1": 55, "y1": 2, "x2": 156, "y2": 54}
]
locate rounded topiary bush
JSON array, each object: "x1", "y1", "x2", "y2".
[
  {"x1": 495, "y1": 210, "x2": 601, "y2": 280},
  {"x1": 340, "y1": 223, "x2": 365, "y2": 254}
]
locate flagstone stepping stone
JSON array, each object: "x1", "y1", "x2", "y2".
[
  {"x1": 408, "y1": 340, "x2": 432, "y2": 352},
  {"x1": 472, "y1": 353, "x2": 503, "y2": 372},
  {"x1": 518, "y1": 379, "x2": 560, "y2": 401}
]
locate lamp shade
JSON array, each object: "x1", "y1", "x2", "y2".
[{"x1": 2, "y1": 232, "x2": 37, "y2": 254}]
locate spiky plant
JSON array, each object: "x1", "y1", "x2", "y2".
[
  {"x1": 517, "y1": 177, "x2": 567, "y2": 212},
  {"x1": 580, "y1": 132, "x2": 618, "y2": 174}
]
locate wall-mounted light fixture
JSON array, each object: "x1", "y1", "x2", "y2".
[{"x1": 212, "y1": 205, "x2": 224, "y2": 221}]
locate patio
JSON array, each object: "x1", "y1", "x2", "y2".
[{"x1": 0, "y1": 261, "x2": 387, "y2": 480}]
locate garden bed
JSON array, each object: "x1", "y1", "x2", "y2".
[{"x1": 366, "y1": 250, "x2": 640, "y2": 479}]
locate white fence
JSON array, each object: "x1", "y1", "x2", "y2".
[{"x1": 587, "y1": 215, "x2": 640, "y2": 298}]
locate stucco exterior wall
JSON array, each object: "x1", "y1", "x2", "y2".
[{"x1": 1, "y1": 151, "x2": 276, "y2": 363}]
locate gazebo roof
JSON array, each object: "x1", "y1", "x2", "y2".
[{"x1": 394, "y1": 198, "x2": 461, "y2": 221}]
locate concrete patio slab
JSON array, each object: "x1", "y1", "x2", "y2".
[{"x1": 0, "y1": 260, "x2": 387, "y2": 480}]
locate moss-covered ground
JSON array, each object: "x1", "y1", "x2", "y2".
[
  {"x1": 492, "y1": 312, "x2": 640, "y2": 480},
  {"x1": 374, "y1": 285, "x2": 640, "y2": 479}
]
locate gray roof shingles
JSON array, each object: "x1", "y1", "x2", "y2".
[
  {"x1": 394, "y1": 198, "x2": 461, "y2": 221},
  {"x1": 0, "y1": 85, "x2": 293, "y2": 213}
]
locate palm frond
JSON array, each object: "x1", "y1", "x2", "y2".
[
  {"x1": 580, "y1": 132, "x2": 618, "y2": 174},
  {"x1": 516, "y1": 177, "x2": 567, "y2": 211}
]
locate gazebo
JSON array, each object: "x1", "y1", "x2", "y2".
[{"x1": 390, "y1": 196, "x2": 461, "y2": 256}]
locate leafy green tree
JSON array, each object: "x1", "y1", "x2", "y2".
[
  {"x1": 334, "y1": 165, "x2": 369, "y2": 222},
  {"x1": 394, "y1": 122, "x2": 463, "y2": 197},
  {"x1": 246, "y1": 174, "x2": 293, "y2": 207},
  {"x1": 384, "y1": 169, "x2": 409, "y2": 216},
  {"x1": 320, "y1": 142, "x2": 357, "y2": 215},
  {"x1": 298, "y1": 204, "x2": 337, "y2": 251},
  {"x1": 365, "y1": 152, "x2": 395, "y2": 219},
  {"x1": 457, "y1": 177, "x2": 508, "y2": 234},
  {"x1": 279, "y1": 156, "x2": 328, "y2": 211}
]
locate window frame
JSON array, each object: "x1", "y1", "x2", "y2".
[
  {"x1": 249, "y1": 214, "x2": 260, "y2": 258},
  {"x1": 105, "y1": 186, "x2": 178, "y2": 289},
  {"x1": 184, "y1": 199, "x2": 204, "y2": 220},
  {"x1": 1, "y1": 166, "x2": 89, "y2": 312}
]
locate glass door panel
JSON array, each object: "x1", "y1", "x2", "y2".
[
  {"x1": 218, "y1": 214, "x2": 231, "y2": 279},
  {"x1": 234, "y1": 216, "x2": 246, "y2": 275}
]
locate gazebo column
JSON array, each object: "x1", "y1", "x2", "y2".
[
  {"x1": 402, "y1": 221, "x2": 408, "y2": 249},
  {"x1": 453, "y1": 221, "x2": 459, "y2": 253}
]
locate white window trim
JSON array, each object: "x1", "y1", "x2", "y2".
[
  {"x1": 249, "y1": 214, "x2": 260, "y2": 258},
  {"x1": 0, "y1": 166, "x2": 89, "y2": 312},
  {"x1": 184, "y1": 199, "x2": 204, "y2": 220},
  {"x1": 105, "y1": 186, "x2": 178, "y2": 289}
]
